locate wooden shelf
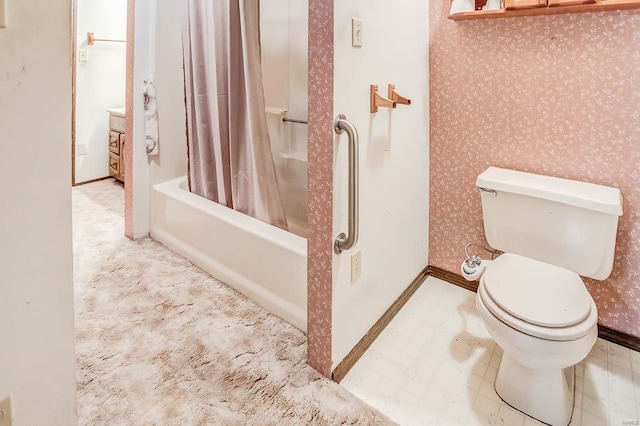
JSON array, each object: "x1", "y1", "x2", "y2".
[{"x1": 449, "y1": 0, "x2": 640, "y2": 20}]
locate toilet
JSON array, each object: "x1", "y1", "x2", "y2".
[{"x1": 473, "y1": 167, "x2": 623, "y2": 426}]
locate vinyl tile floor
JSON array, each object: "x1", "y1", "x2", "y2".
[{"x1": 341, "y1": 277, "x2": 640, "y2": 426}]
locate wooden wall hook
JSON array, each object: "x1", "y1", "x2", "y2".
[
  {"x1": 388, "y1": 84, "x2": 412, "y2": 106},
  {"x1": 370, "y1": 85, "x2": 397, "y2": 113}
]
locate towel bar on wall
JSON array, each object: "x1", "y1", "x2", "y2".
[{"x1": 87, "y1": 32, "x2": 126, "y2": 45}]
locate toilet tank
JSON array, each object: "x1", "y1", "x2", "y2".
[{"x1": 477, "y1": 167, "x2": 623, "y2": 280}]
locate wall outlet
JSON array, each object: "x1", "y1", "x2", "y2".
[
  {"x1": 351, "y1": 18, "x2": 363, "y2": 47},
  {"x1": 77, "y1": 143, "x2": 88, "y2": 155},
  {"x1": 0, "y1": 397, "x2": 12, "y2": 425},
  {"x1": 351, "y1": 249, "x2": 362, "y2": 283},
  {"x1": 78, "y1": 49, "x2": 89, "y2": 63}
]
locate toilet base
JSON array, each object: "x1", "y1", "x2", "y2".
[{"x1": 495, "y1": 354, "x2": 575, "y2": 426}]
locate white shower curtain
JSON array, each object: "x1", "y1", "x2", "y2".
[{"x1": 182, "y1": 0, "x2": 287, "y2": 230}]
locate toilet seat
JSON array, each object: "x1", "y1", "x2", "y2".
[
  {"x1": 479, "y1": 254, "x2": 597, "y2": 341},
  {"x1": 483, "y1": 253, "x2": 592, "y2": 327}
]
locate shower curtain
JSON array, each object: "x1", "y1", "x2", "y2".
[{"x1": 182, "y1": 0, "x2": 288, "y2": 230}]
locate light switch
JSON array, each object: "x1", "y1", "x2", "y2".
[
  {"x1": 0, "y1": 0, "x2": 7, "y2": 29},
  {"x1": 352, "y1": 18, "x2": 363, "y2": 47},
  {"x1": 79, "y1": 49, "x2": 88, "y2": 62}
]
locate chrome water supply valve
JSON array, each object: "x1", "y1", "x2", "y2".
[
  {"x1": 461, "y1": 242, "x2": 501, "y2": 281},
  {"x1": 461, "y1": 255, "x2": 491, "y2": 281}
]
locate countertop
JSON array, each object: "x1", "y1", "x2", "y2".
[{"x1": 107, "y1": 108, "x2": 126, "y2": 118}]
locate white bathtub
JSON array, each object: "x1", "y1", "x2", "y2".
[{"x1": 151, "y1": 177, "x2": 307, "y2": 331}]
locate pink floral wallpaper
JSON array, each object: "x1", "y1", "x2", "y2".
[
  {"x1": 306, "y1": 0, "x2": 334, "y2": 378},
  {"x1": 429, "y1": 5, "x2": 640, "y2": 336}
]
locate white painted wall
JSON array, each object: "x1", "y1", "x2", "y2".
[
  {"x1": 332, "y1": 1, "x2": 430, "y2": 366},
  {"x1": 75, "y1": 0, "x2": 127, "y2": 184},
  {"x1": 0, "y1": 1, "x2": 78, "y2": 425}
]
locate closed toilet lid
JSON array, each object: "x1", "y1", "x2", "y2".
[{"x1": 483, "y1": 253, "x2": 592, "y2": 328}]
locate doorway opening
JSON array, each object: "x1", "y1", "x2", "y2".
[{"x1": 71, "y1": 0, "x2": 127, "y2": 189}]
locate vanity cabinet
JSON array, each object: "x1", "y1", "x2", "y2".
[{"x1": 107, "y1": 109, "x2": 126, "y2": 183}]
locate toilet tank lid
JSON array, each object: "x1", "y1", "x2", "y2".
[{"x1": 476, "y1": 167, "x2": 623, "y2": 216}]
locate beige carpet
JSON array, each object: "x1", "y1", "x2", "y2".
[{"x1": 73, "y1": 179, "x2": 393, "y2": 425}]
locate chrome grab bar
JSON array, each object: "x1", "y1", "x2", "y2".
[
  {"x1": 333, "y1": 114, "x2": 359, "y2": 254},
  {"x1": 282, "y1": 117, "x2": 308, "y2": 124}
]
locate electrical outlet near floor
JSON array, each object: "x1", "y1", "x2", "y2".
[
  {"x1": 351, "y1": 249, "x2": 362, "y2": 283},
  {"x1": 0, "y1": 397, "x2": 12, "y2": 426}
]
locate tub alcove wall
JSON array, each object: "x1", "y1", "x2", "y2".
[{"x1": 148, "y1": 1, "x2": 309, "y2": 331}]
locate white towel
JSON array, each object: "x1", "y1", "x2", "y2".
[{"x1": 144, "y1": 77, "x2": 159, "y2": 156}]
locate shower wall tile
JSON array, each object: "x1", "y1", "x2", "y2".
[
  {"x1": 307, "y1": 0, "x2": 334, "y2": 378},
  {"x1": 429, "y1": 3, "x2": 640, "y2": 337}
]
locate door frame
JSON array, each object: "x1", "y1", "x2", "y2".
[
  {"x1": 71, "y1": 0, "x2": 149, "y2": 239},
  {"x1": 70, "y1": 0, "x2": 128, "y2": 188},
  {"x1": 71, "y1": 0, "x2": 77, "y2": 186},
  {"x1": 124, "y1": 0, "x2": 152, "y2": 239}
]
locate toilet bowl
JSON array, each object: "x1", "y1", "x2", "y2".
[
  {"x1": 475, "y1": 254, "x2": 598, "y2": 425},
  {"x1": 470, "y1": 167, "x2": 623, "y2": 426}
]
